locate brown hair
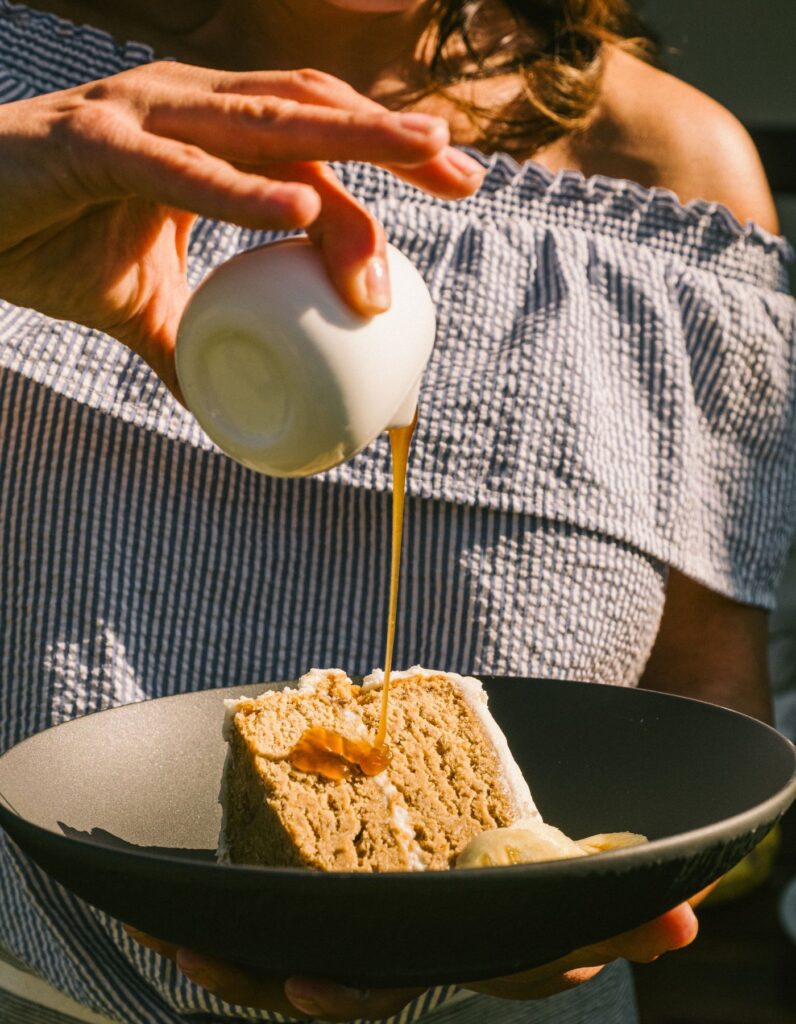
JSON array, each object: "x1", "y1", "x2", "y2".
[{"x1": 419, "y1": 0, "x2": 657, "y2": 154}]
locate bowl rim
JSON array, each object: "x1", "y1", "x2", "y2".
[{"x1": 1, "y1": 677, "x2": 794, "y2": 883}]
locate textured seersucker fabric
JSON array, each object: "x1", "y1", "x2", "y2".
[{"x1": 0, "y1": 3, "x2": 794, "y2": 1024}]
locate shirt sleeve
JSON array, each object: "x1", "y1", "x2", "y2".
[{"x1": 669, "y1": 258, "x2": 796, "y2": 607}]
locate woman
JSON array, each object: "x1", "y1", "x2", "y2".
[{"x1": 0, "y1": 1, "x2": 793, "y2": 1022}]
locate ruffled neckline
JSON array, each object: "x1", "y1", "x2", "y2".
[{"x1": 463, "y1": 148, "x2": 792, "y2": 260}]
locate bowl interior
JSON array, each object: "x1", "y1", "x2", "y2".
[{"x1": 1, "y1": 678, "x2": 792, "y2": 850}]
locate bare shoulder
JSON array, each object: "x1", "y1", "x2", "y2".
[{"x1": 560, "y1": 47, "x2": 779, "y2": 233}]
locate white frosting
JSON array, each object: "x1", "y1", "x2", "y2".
[
  {"x1": 221, "y1": 698, "x2": 244, "y2": 741},
  {"x1": 297, "y1": 666, "x2": 340, "y2": 691},
  {"x1": 371, "y1": 772, "x2": 427, "y2": 871},
  {"x1": 455, "y1": 676, "x2": 540, "y2": 824},
  {"x1": 215, "y1": 747, "x2": 233, "y2": 863}
]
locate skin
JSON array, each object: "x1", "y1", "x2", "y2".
[
  {"x1": 639, "y1": 569, "x2": 773, "y2": 725},
  {"x1": 0, "y1": 0, "x2": 781, "y2": 1018}
]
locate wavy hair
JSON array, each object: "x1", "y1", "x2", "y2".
[{"x1": 419, "y1": 0, "x2": 658, "y2": 153}]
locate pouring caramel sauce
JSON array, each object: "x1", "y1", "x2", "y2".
[{"x1": 288, "y1": 413, "x2": 417, "y2": 781}]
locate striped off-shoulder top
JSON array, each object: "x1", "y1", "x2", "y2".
[{"x1": 0, "y1": 3, "x2": 794, "y2": 1024}]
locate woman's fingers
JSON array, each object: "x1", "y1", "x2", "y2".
[
  {"x1": 264, "y1": 161, "x2": 390, "y2": 315},
  {"x1": 92, "y1": 113, "x2": 392, "y2": 317},
  {"x1": 146, "y1": 92, "x2": 482, "y2": 199},
  {"x1": 124, "y1": 926, "x2": 421, "y2": 1020},
  {"x1": 124, "y1": 908, "x2": 696, "y2": 1017},
  {"x1": 393, "y1": 146, "x2": 486, "y2": 199},
  {"x1": 66, "y1": 63, "x2": 482, "y2": 233},
  {"x1": 93, "y1": 117, "x2": 321, "y2": 229},
  {"x1": 145, "y1": 93, "x2": 451, "y2": 166},
  {"x1": 466, "y1": 903, "x2": 699, "y2": 1001},
  {"x1": 211, "y1": 65, "x2": 487, "y2": 195},
  {"x1": 135, "y1": 63, "x2": 484, "y2": 198},
  {"x1": 57, "y1": 61, "x2": 481, "y2": 328},
  {"x1": 124, "y1": 930, "x2": 296, "y2": 1015},
  {"x1": 176, "y1": 952, "x2": 303, "y2": 1016},
  {"x1": 175, "y1": 954, "x2": 422, "y2": 1020},
  {"x1": 208, "y1": 66, "x2": 378, "y2": 106}
]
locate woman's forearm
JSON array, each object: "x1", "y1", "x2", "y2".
[{"x1": 639, "y1": 568, "x2": 773, "y2": 723}]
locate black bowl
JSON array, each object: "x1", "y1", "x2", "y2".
[{"x1": 0, "y1": 677, "x2": 794, "y2": 987}]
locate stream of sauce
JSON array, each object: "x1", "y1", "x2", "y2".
[
  {"x1": 375, "y1": 410, "x2": 416, "y2": 748},
  {"x1": 288, "y1": 412, "x2": 417, "y2": 780}
]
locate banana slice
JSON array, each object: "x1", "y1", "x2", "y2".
[
  {"x1": 455, "y1": 824, "x2": 587, "y2": 868},
  {"x1": 455, "y1": 826, "x2": 649, "y2": 868},
  {"x1": 577, "y1": 832, "x2": 648, "y2": 854}
]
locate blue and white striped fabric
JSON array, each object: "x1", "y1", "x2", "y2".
[{"x1": 0, "y1": 2, "x2": 795, "y2": 1023}]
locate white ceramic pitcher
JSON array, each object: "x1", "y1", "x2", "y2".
[{"x1": 176, "y1": 237, "x2": 436, "y2": 477}]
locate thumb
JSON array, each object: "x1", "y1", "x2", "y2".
[
  {"x1": 113, "y1": 213, "x2": 194, "y2": 406},
  {"x1": 114, "y1": 293, "x2": 189, "y2": 406}
]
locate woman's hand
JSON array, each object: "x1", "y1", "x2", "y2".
[
  {"x1": 463, "y1": 901, "x2": 698, "y2": 1001},
  {"x1": 125, "y1": 901, "x2": 697, "y2": 1020},
  {"x1": 0, "y1": 61, "x2": 483, "y2": 398}
]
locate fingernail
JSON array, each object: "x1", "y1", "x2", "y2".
[
  {"x1": 445, "y1": 147, "x2": 485, "y2": 181},
  {"x1": 398, "y1": 112, "x2": 448, "y2": 138},
  {"x1": 364, "y1": 256, "x2": 390, "y2": 311}
]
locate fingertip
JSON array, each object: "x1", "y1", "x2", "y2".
[
  {"x1": 333, "y1": 255, "x2": 390, "y2": 317},
  {"x1": 397, "y1": 112, "x2": 450, "y2": 141},
  {"x1": 393, "y1": 112, "x2": 450, "y2": 157},
  {"x1": 666, "y1": 902, "x2": 700, "y2": 949},
  {"x1": 387, "y1": 149, "x2": 486, "y2": 200},
  {"x1": 594, "y1": 903, "x2": 700, "y2": 967},
  {"x1": 443, "y1": 147, "x2": 487, "y2": 186},
  {"x1": 637, "y1": 903, "x2": 699, "y2": 961},
  {"x1": 297, "y1": 164, "x2": 391, "y2": 315}
]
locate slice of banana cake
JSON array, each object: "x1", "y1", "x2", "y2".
[{"x1": 218, "y1": 666, "x2": 540, "y2": 871}]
